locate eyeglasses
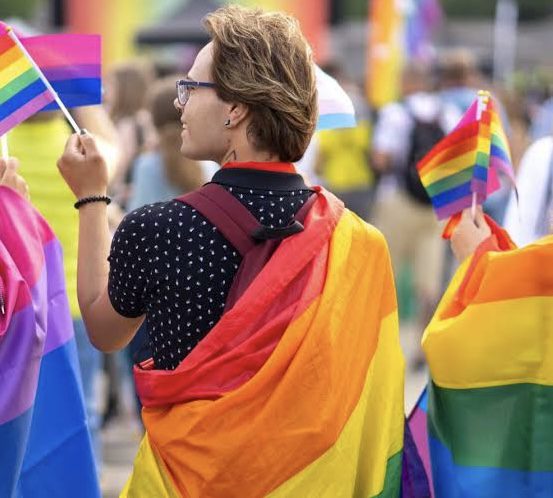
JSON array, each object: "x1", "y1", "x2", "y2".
[{"x1": 176, "y1": 79, "x2": 217, "y2": 106}]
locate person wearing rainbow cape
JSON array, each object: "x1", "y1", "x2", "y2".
[{"x1": 55, "y1": 5, "x2": 406, "y2": 497}]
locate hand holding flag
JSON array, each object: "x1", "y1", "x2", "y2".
[{"x1": 416, "y1": 90, "x2": 516, "y2": 238}]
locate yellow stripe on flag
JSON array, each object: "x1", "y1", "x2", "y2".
[
  {"x1": 0, "y1": 55, "x2": 33, "y2": 87},
  {"x1": 268, "y1": 311, "x2": 404, "y2": 498}
]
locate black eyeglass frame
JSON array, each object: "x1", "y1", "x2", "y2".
[{"x1": 176, "y1": 79, "x2": 217, "y2": 106}]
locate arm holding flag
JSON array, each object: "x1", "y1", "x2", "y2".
[{"x1": 57, "y1": 132, "x2": 143, "y2": 352}]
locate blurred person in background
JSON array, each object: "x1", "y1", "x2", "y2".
[
  {"x1": 127, "y1": 76, "x2": 205, "y2": 212},
  {"x1": 104, "y1": 61, "x2": 157, "y2": 210},
  {"x1": 504, "y1": 131, "x2": 553, "y2": 247},
  {"x1": 9, "y1": 106, "x2": 120, "y2": 474},
  {"x1": 314, "y1": 63, "x2": 376, "y2": 220},
  {"x1": 371, "y1": 62, "x2": 459, "y2": 368}
]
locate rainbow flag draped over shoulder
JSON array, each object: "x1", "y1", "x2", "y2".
[
  {"x1": 417, "y1": 91, "x2": 515, "y2": 221},
  {"x1": 420, "y1": 226, "x2": 553, "y2": 497},
  {"x1": 122, "y1": 189, "x2": 405, "y2": 497},
  {"x1": 0, "y1": 186, "x2": 100, "y2": 498}
]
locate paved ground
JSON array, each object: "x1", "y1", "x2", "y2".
[{"x1": 100, "y1": 325, "x2": 427, "y2": 498}]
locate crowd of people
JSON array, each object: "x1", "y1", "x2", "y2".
[{"x1": 1, "y1": 4, "x2": 552, "y2": 496}]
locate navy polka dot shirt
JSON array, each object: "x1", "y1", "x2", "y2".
[{"x1": 108, "y1": 167, "x2": 312, "y2": 370}]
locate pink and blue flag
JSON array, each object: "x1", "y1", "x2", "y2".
[
  {"x1": 0, "y1": 21, "x2": 101, "y2": 136},
  {"x1": 0, "y1": 186, "x2": 100, "y2": 498}
]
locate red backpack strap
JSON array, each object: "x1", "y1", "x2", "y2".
[{"x1": 175, "y1": 183, "x2": 260, "y2": 256}]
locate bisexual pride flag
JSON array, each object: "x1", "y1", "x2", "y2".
[
  {"x1": 0, "y1": 186, "x2": 100, "y2": 498},
  {"x1": 0, "y1": 21, "x2": 101, "y2": 137}
]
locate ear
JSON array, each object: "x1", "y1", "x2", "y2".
[{"x1": 226, "y1": 102, "x2": 250, "y2": 128}]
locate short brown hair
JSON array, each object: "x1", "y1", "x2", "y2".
[{"x1": 204, "y1": 5, "x2": 317, "y2": 163}]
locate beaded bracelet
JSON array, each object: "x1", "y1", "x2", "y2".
[{"x1": 74, "y1": 195, "x2": 112, "y2": 210}]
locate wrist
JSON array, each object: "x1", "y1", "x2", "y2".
[{"x1": 74, "y1": 194, "x2": 111, "y2": 210}]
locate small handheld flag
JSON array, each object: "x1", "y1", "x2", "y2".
[
  {"x1": 417, "y1": 90, "x2": 515, "y2": 229},
  {"x1": 0, "y1": 24, "x2": 56, "y2": 137}
]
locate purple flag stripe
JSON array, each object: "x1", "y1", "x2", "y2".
[
  {"x1": 42, "y1": 64, "x2": 101, "y2": 81},
  {"x1": 0, "y1": 90, "x2": 53, "y2": 136},
  {"x1": 42, "y1": 239, "x2": 74, "y2": 355},
  {"x1": 490, "y1": 156, "x2": 517, "y2": 182},
  {"x1": 435, "y1": 196, "x2": 473, "y2": 220},
  {"x1": 0, "y1": 303, "x2": 44, "y2": 425}
]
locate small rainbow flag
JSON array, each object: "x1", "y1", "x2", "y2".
[
  {"x1": 0, "y1": 25, "x2": 55, "y2": 136},
  {"x1": 417, "y1": 91, "x2": 515, "y2": 221}
]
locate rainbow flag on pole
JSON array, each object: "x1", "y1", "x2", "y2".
[
  {"x1": 0, "y1": 24, "x2": 55, "y2": 136},
  {"x1": 419, "y1": 224, "x2": 553, "y2": 497},
  {"x1": 417, "y1": 91, "x2": 514, "y2": 221},
  {"x1": 0, "y1": 186, "x2": 100, "y2": 497},
  {"x1": 121, "y1": 189, "x2": 405, "y2": 497}
]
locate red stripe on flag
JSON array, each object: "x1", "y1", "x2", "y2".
[{"x1": 0, "y1": 33, "x2": 16, "y2": 57}]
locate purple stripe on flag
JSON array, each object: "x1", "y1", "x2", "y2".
[
  {"x1": 42, "y1": 239, "x2": 74, "y2": 355},
  {"x1": 42, "y1": 64, "x2": 101, "y2": 81},
  {"x1": 0, "y1": 90, "x2": 53, "y2": 136},
  {"x1": 435, "y1": 196, "x2": 473, "y2": 220},
  {"x1": 490, "y1": 156, "x2": 516, "y2": 182},
  {"x1": 471, "y1": 178, "x2": 488, "y2": 195},
  {"x1": 0, "y1": 278, "x2": 46, "y2": 425}
]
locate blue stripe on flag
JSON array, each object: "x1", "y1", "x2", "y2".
[
  {"x1": 0, "y1": 408, "x2": 34, "y2": 498},
  {"x1": 18, "y1": 339, "x2": 100, "y2": 498},
  {"x1": 42, "y1": 78, "x2": 102, "y2": 111},
  {"x1": 431, "y1": 181, "x2": 472, "y2": 208},
  {"x1": 0, "y1": 79, "x2": 49, "y2": 121},
  {"x1": 429, "y1": 436, "x2": 553, "y2": 498},
  {"x1": 316, "y1": 113, "x2": 356, "y2": 131}
]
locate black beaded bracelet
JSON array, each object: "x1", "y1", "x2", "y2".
[{"x1": 74, "y1": 195, "x2": 112, "y2": 209}]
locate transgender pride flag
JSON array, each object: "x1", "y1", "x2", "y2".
[{"x1": 0, "y1": 186, "x2": 99, "y2": 498}]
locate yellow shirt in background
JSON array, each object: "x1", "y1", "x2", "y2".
[
  {"x1": 317, "y1": 120, "x2": 373, "y2": 191},
  {"x1": 9, "y1": 117, "x2": 81, "y2": 318}
]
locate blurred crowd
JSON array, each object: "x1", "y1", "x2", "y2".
[{"x1": 10, "y1": 45, "x2": 553, "y2": 479}]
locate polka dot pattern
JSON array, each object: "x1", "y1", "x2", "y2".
[{"x1": 108, "y1": 185, "x2": 311, "y2": 370}]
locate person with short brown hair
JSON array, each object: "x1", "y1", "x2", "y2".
[{"x1": 54, "y1": 5, "x2": 404, "y2": 495}]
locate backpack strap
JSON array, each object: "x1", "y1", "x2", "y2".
[{"x1": 175, "y1": 183, "x2": 317, "y2": 311}]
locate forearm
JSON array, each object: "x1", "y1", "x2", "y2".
[{"x1": 77, "y1": 202, "x2": 111, "y2": 313}]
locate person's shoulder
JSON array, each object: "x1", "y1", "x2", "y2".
[{"x1": 117, "y1": 200, "x2": 193, "y2": 234}]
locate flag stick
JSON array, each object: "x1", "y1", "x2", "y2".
[
  {"x1": 471, "y1": 192, "x2": 477, "y2": 221},
  {"x1": 1, "y1": 134, "x2": 8, "y2": 160},
  {"x1": 6, "y1": 27, "x2": 81, "y2": 134}
]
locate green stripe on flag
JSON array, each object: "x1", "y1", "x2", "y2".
[
  {"x1": 426, "y1": 167, "x2": 473, "y2": 196},
  {"x1": 475, "y1": 151, "x2": 489, "y2": 167},
  {"x1": 370, "y1": 451, "x2": 402, "y2": 498},
  {"x1": 428, "y1": 382, "x2": 553, "y2": 472},
  {"x1": 0, "y1": 68, "x2": 40, "y2": 106}
]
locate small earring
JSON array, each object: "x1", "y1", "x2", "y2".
[{"x1": 224, "y1": 119, "x2": 231, "y2": 127}]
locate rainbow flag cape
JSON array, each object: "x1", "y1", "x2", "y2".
[
  {"x1": 417, "y1": 91, "x2": 515, "y2": 221},
  {"x1": 0, "y1": 25, "x2": 55, "y2": 136},
  {"x1": 0, "y1": 186, "x2": 100, "y2": 498},
  {"x1": 418, "y1": 222, "x2": 553, "y2": 497},
  {"x1": 122, "y1": 189, "x2": 405, "y2": 497}
]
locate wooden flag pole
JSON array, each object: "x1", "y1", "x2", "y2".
[{"x1": 6, "y1": 27, "x2": 81, "y2": 134}]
